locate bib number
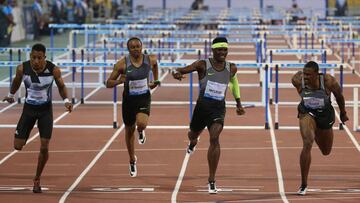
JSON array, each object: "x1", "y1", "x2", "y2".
[
  {"x1": 129, "y1": 78, "x2": 149, "y2": 95},
  {"x1": 204, "y1": 80, "x2": 227, "y2": 101}
]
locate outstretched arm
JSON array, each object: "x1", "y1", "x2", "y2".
[
  {"x1": 106, "y1": 58, "x2": 126, "y2": 88},
  {"x1": 149, "y1": 54, "x2": 160, "y2": 89},
  {"x1": 54, "y1": 66, "x2": 72, "y2": 112},
  {"x1": 172, "y1": 60, "x2": 205, "y2": 81},
  {"x1": 229, "y1": 63, "x2": 245, "y2": 115},
  {"x1": 291, "y1": 71, "x2": 302, "y2": 95},
  {"x1": 327, "y1": 75, "x2": 348, "y2": 123},
  {"x1": 3, "y1": 65, "x2": 23, "y2": 103}
]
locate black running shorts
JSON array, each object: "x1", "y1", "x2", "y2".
[
  {"x1": 190, "y1": 99, "x2": 226, "y2": 132},
  {"x1": 122, "y1": 93, "x2": 151, "y2": 126},
  {"x1": 298, "y1": 103, "x2": 335, "y2": 129},
  {"x1": 15, "y1": 102, "x2": 53, "y2": 140}
]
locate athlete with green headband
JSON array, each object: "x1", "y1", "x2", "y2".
[{"x1": 172, "y1": 37, "x2": 245, "y2": 194}]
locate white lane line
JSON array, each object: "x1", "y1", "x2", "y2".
[
  {"x1": 58, "y1": 124, "x2": 125, "y2": 203},
  {"x1": 0, "y1": 124, "x2": 266, "y2": 129},
  {"x1": 171, "y1": 152, "x2": 190, "y2": 203},
  {"x1": 267, "y1": 106, "x2": 289, "y2": 203},
  {"x1": 59, "y1": 71, "x2": 169, "y2": 202},
  {"x1": 334, "y1": 110, "x2": 360, "y2": 152},
  {"x1": 0, "y1": 86, "x2": 103, "y2": 166}
]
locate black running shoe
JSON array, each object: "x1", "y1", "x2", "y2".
[
  {"x1": 186, "y1": 143, "x2": 196, "y2": 154},
  {"x1": 138, "y1": 130, "x2": 146, "y2": 145},
  {"x1": 33, "y1": 179, "x2": 42, "y2": 193},
  {"x1": 208, "y1": 181, "x2": 218, "y2": 194},
  {"x1": 129, "y1": 156, "x2": 137, "y2": 177}
]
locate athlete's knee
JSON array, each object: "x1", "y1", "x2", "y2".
[
  {"x1": 209, "y1": 135, "x2": 220, "y2": 146},
  {"x1": 14, "y1": 144, "x2": 23, "y2": 151},
  {"x1": 136, "y1": 122, "x2": 147, "y2": 131},
  {"x1": 14, "y1": 139, "x2": 26, "y2": 151},
  {"x1": 188, "y1": 131, "x2": 199, "y2": 140},
  {"x1": 320, "y1": 147, "x2": 332, "y2": 156}
]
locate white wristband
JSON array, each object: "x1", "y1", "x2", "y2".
[
  {"x1": 172, "y1": 69, "x2": 180, "y2": 74},
  {"x1": 8, "y1": 93, "x2": 14, "y2": 98},
  {"x1": 63, "y1": 98, "x2": 70, "y2": 103}
]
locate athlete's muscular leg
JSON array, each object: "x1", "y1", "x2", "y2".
[
  {"x1": 34, "y1": 138, "x2": 50, "y2": 181},
  {"x1": 14, "y1": 138, "x2": 26, "y2": 150},
  {"x1": 136, "y1": 113, "x2": 149, "y2": 132},
  {"x1": 125, "y1": 124, "x2": 136, "y2": 162},
  {"x1": 188, "y1": 130, "x2": 202, "y2": 147},
  {"x1": 299, "y1": 114, "x2": 316, "y2": 187},
  {"x1": 315, "y1": 128, "x2": 333, "y2": 155},
  {"x1": 207, "y1": 123, "x2": 223, "y2": 182}
]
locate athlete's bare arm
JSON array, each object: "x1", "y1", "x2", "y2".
[
  {"x1": 325, "y1": 74, "x2": 349, "y2": 123},
  {"x1": 54, "y1": 66, "x2": 72, "y2": 112},
  {"x1": 149, "y1": 54, "x2": 160, "y2": 89},
  {"x1": 3, "y1": 64, "x2": 23, "y2": 103},
  {"x1": 291, "y1": 71, "x2": 303, "y2": 94},
  {"x1": 106, "y1": 57, "x2": 126, "y2": 88},
  {"x1": 172, "y1": 60, "x2": 206, "y2": 81}
]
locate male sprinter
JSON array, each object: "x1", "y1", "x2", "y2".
[{"x1": 172, "y1": 37, "x2": 245, "y2": 194}]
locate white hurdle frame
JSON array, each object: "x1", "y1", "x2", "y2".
[{"x1": 354, "y1": 87, "x2": 359, "y2": 132}]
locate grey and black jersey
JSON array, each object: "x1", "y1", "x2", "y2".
[
  {"x1": 123, "y1": 54, "x2": 151, "y2": 97},
  {"x1": 198, "y1": 58, "x2": 231, "y2": 102},
  {"x1": 300, "y1": 73, "x2": 331, "y2": 110},
  {"x1": 22, "y1": 60, "x2": 55, "y2": 105}
]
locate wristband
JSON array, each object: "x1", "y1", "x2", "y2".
[
  {"x1": 64, "y1": 98, "x2": 70, "y2": 103},
  {"x1": 172, "y1": 69, "x2": 180, "y2": 75},
  {"x1": 153, "y1": 80, "x2": 161, "y2": 85},
  {"x1": 8, "y1": 93, "x2": 14, "y2": 98}
]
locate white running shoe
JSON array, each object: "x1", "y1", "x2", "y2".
[
  {"x1": 129, "y1": 156, "x2": 137, "y2": 177},
  {"x1": 297, "y1": 185, "x2": 308, "y2": 196},
  {"x1": 208, "y1": 181, "x2": 218, "y2": 194}
]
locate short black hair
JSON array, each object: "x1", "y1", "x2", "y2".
[
  {"x1": 32, "y1": 43, "x2": 46, "y2": 54},
  {"x1": 304, "y1": 61, "x2": 319, "y2": 72},
  {"x1": 127, "y1": 37, "x2": 142, "y2": 49},
  {"x1": 212, "y1": 37, "x2": 228, "y2": 45}
]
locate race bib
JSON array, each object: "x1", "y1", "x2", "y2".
[
  {"x1": 303, "y1": 97, "x2": 325, "y2": 109},
  {"x1": 26, "y1": 88, "x2": 48, "y2": 104},
  {"x1": 129, "y1": 78, "x2": 149, "y2": 95},
  {"x1": 204, "y1": 80, "x2": 227, "y2": 101}
]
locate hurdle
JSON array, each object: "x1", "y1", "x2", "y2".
[
  {"x1": 354, "y1": 88, "x2": 360, "y2": 132},
  {"x1": 267, "y1": 49, "x2": 332, "y2": 104},
  {"x1": 322, "y1": 38, "x2": 360, "y2": 74}
]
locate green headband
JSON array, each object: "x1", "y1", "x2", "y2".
[{"x1": 211, "y1": 42, "x2": 228, "y2": 49}]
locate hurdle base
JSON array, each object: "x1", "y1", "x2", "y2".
[
  {"x1": 81, "y1": 98, "x2": 84, "y2": 104},
  {"x1": 275, "y1": 123, "x2": 279, "y2": 129},
  {"x1": 113, "y1": 122, "x2": 118, "y2": 129},
  {"x1": 72, "y1": 98, "x2": 76, "y2": 104},
  {"x1": 269, "y1": 99, "x2": 273, "y2": 105},
  {"x1": 265, "y1": 122, "x2": 269, "y2": 129},
  {"x1": 17, "y1": 98, "x2": 21, "y2": 104}
]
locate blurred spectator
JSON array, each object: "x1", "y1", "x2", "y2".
[
  {"x1": 286, "y1": 1, "x2": 305, "y2": 24},
  {"x1": 50, "y1": 0, "x2": 64, "y2": 24},
  {"x1": 191, "y1": 0, "x2": 203, "y2": 10},
  {"x1": 32, "y1": 0, "x2": 44, "y2": 39},
  {"x1": 74, "y1": 0, "x2": 87, "y2": 24},
  {"x1": 0, "y1": 0, "x2": 16, "y2": 46},
  {"x1": 335, "y1": 0, "x2": 348, "y2": 16},
  {"x1": 111, "y1": 0, "x2": 120, "y2": 18}
]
